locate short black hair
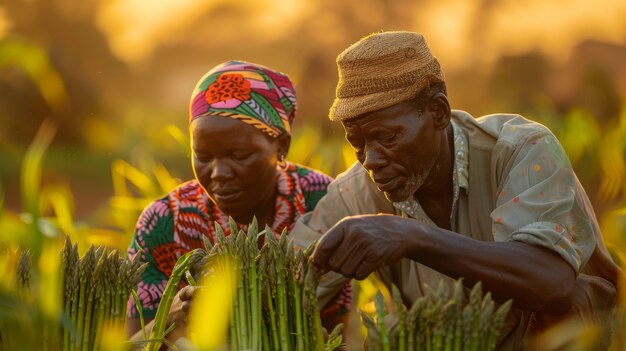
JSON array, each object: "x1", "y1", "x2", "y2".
[{"x1": 414, "y1": 82, "x2": 447, "y2": 113}]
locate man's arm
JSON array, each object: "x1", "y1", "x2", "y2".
[{"x1": 313, "y1": 214, "x2": 576, "y2": 314}]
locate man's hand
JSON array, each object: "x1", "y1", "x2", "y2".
[{"x1": 312, "y1": 214, "x2": 411, "y2": 279}]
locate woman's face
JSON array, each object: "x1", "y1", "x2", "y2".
[{"x1": 191, "y1": 116, "x2": 284, "y2": 223}]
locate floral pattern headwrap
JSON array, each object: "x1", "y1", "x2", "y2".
[{"x1": 189, "y1": 60, "x2": 298, "y2": 138}]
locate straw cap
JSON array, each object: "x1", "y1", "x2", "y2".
[{"x1": 329, "y1": 31, "x2": 445, "y2": 121}]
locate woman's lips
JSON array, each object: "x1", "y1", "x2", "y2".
[{"x1": 212, "y1": 189, "x2": 243, "y2": 202}]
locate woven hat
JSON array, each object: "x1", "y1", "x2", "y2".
[{"x1": 329, "y1": 31, "x2": 445, "y2": 121}]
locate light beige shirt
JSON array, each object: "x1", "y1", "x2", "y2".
[{"x1": 292, "y1": 110, "x2": 615, "y2": 350}]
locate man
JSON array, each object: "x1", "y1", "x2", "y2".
[{"x1": 292, "y1": 31, "x2": 620, "y2": 349}]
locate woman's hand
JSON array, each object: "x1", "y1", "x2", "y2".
[
  {"x1": 164, "y1": 285, "x2": 200, "y2": 340},
  {"x1": 312, "y1": 214, "x2": 415, "y2": 279}
]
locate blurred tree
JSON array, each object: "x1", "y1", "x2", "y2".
[
  {"x1": 488, "y1": 51, "x2": 551, "y2": 113},
  {"x1": 0, "y1": 0, "x2": 129, "y2": 145}
]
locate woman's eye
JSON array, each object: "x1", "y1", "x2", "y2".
[
  {"x1": 195, "y1": 153, "x2": 213, "y2": 163},
  {"x1": 232, "y1": 152, "x2": 252, "y2": 161}
]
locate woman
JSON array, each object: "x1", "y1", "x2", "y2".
[{"x1": 125, "y1": 61, "x2": 351, "y2": 339}]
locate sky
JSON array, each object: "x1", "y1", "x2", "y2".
[{"x1": 88, "y1": 0, "x2": 626, "y2": 71}]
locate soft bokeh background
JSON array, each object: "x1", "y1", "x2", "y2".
[{"x1": 2, "y1": 0, "x2": 626, "y2": 349}]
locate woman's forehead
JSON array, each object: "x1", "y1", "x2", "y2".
[
  {"x1": 191, "y1": 115, "x2": 261, "y2": 136},
  {"x1": 192, "y1": 116, "x2": 272, "y2": 146}
]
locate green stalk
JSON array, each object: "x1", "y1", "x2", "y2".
[
  {"x1": 435, "y1": 301, "x2": 453, "y2": 351},
  {"x1": 361, "y1": 312, "x2": 380, "y2": 351},
  {"x1": 75, "y1": 268, "x2": 86, "y2": 350},
  {"x1": 131, "y1": 290, "x2": 147, "y2": 340},
  {"x1": 374, "y1": 292, "x2": 390, "y2": 351},
  {"x1": 261, "y1": 315, "x2": 270, "y2": 351},
  {"x1": 106, "y1": 251, "x2": 119, "y2": 332},
  {"x1": 231, "y1": 254, "x2": 243, "y2": 348},
  {"x1": 57, "y1": 237, "x2": 70, "y2": 349},
  {"x1": 325, "y1": 324, "x2": 345, "y2": 351},
  {"x1": 101, "y1": 268, "x2": 112, "y2": 342},
  {"x1": 256, "y1": 260, "x2": 264, "y2": 350},
  {"x1": 305, "y1": 260, "x2": 325, "y2": 351},
  {"x1": 113, "y1": 260, "x2": 125, "y2": 324},
  {"x1": 63, "y1": 243, "x2": 78, "y2": 351},
  {"x1": 461, "y1": 305, "x2": 473, "y2": 350},
  {"x1": 392, "y1": 285, "x2": 406, "y2": 351},
  {"x1": 265, "y1": 270, "x2": 279, "y2": 350},
  {"x1": 81, "y1": 286, "x2": 94, "y2": 351},
  {"x1": 274, "y1": 248, "x2": 290, "y2": 351},
  {"x1": 426, "y1": 299, "x2": 443, "y2": 351},
  {"x1": 263, "y1": 227, "x2": 281, "y2": 350},
  {"x1": 236, "y1": 231, "x2": 250, "y2": 348},
  {"x1": 75, "y1": 246, "x2": 94, "y2": 350},
  {"x1": 406, "y1": 297, "x2": 426, "y2": 351},
  {"x1": 416, "y1": 298, "x2": 428, "y2": 351},
  {"x1": 299, "y1": 254, "x2": 310, "y2": 350},
  {"x1": 215, "y1": 221, "x2": 227, "y2": 247},
  {"x1": 228, "y1": 286, "x2": 239, "y2": 351},
  {"x1": 145, "y1": 249, "x2": 204, "y2": 351},
  {"x1": 236, "y1": 259, "x2": 248, "y2": 348},
  {"x1": 451, "y1": 280, "x2": 464, "y2": 351},
  {"x1": 468, "y1": 283, "x2": 482, "y2": 351},
  {"x1": 92, "y1": 256, "x2": 107, "y2": 351},
  {"x1": 285, "y1": 241, "x2": 297, "y2": 349},
  {"x1": 247, "y1": 221, "x2": 261, "y2": 350},
  {"x1": 293, "y1": 273, "x2": 304, "y2": 351},
  {"x1": 487, "y1": 300, "x2": 512, "y2": 351},
  {"x1": 81, "y1": 255, "x2": 101, "y2": 351},
  {"x1": 87, "y1": 247, "x2": 105, "y2": 351},
  {"x1": 228, "y1": 217, "x2": 239, "y2": 238},
  {"x1": 69, "y1": 245, "x2": 80, "y2": 351},
  {"x1": 478, "y1": 294, "x2": 494, "y2": 351}
]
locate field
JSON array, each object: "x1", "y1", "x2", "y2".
[{"x1": 2, "y1": 2, "x2": 626, "y2": 349}]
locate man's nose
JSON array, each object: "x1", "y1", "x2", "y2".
[{"x1": 362, "y1": 147, "x2": 387, "y2": 171}]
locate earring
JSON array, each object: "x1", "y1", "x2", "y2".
[{"x1": 277, "y1": 154, "x2": 288, "y2": 171}]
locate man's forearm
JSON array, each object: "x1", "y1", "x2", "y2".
[{"x1": 402, "y1": 222, "x2": 576, "y2": 314}]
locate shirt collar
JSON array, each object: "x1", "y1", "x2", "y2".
[{"x1": 393, "y1": 120, "x2": 469, "y2": 222}]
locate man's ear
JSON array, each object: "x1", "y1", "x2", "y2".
[
  {"x1": 427, "y1": 93, "x2": 451, "y2": 130},
  {"x1": 277, "y1": 133, "x2": 291, "y2": 158}
]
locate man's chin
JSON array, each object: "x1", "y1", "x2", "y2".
[{"x1": 383, "y1": 189, "x2": 411, "y2": 203}]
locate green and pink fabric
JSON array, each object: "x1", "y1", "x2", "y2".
[{"x1": 189, "y1": 60, "x2": 297, "y2": 138}]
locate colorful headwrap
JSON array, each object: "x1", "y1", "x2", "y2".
[{"x1": 189, "y1": 60, "x2": 298, "y2": 138}]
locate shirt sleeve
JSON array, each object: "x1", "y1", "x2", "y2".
[
  {"x1": 126, "y1": 198, "x2": 174, "y2": 319},
  {"x1": 491, "y1": 133, "x2": 596, "y2": 273},
  {"x1": 292, "y1": 180, "x2": 353, "y2": 315}
]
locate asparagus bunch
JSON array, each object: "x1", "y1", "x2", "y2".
[
  {"x1": 362, "y1": 280, "x2": 512, "y2": 351},
  {"x1": 187, "y1": 217, "x2": 343, "y2": 351},
  {"x1": 13, "y1": 237, "x2": 147, "y2": 351},
  {"x1": 67, "y1": 238, "x2": 147, "y2": 351}
]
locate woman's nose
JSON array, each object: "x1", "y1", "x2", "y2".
[{"x1": 210, "y1": 159, "x2": 233, "y2": 181}]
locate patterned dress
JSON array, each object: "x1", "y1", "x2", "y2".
[{"x1": 126, "y1": 162, "x2": 352, "y2": 319}]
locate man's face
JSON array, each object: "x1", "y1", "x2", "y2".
[{"x1": 342, "y1": 99, "x2": 441, "y2": 202}]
